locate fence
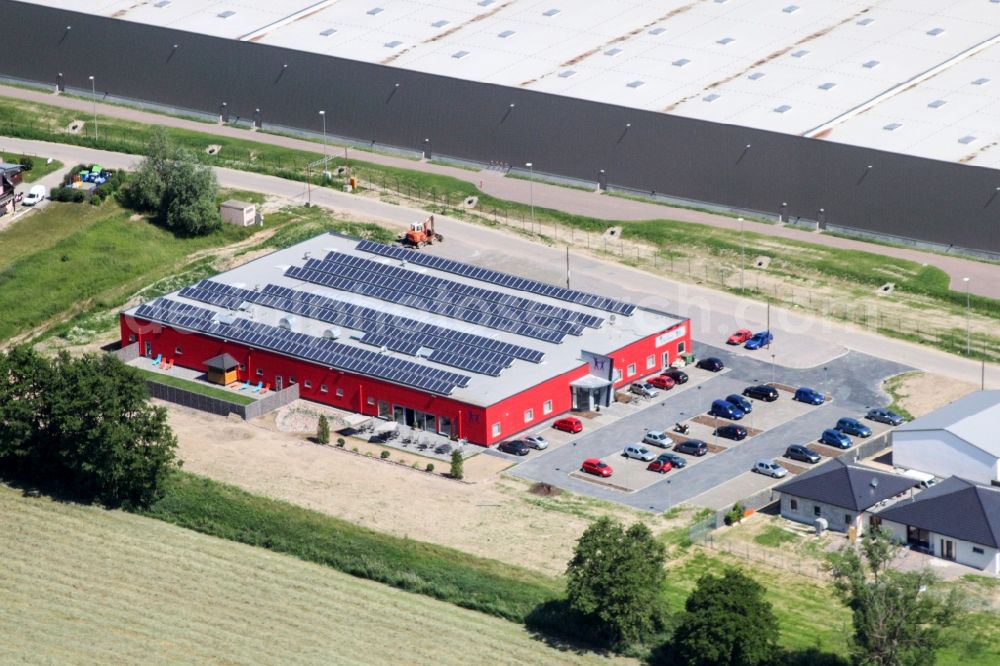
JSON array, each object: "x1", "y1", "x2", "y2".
[
  {"x1": 700, "y1": 538, "x2": 833, "y2": 582},
  {"x1": 144, "y1": 381, "x2": 299, "y2": 420}
]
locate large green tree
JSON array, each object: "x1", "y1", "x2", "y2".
[
  {"x1": 829, "y1": 528, "x2": 963, "y2": 666},
  {"x1": 671, "y1": 568, "x2": 779, "y2": 666},
  {"x1": 565, "y1": 516, "x2": 666, "y2": 647},
  {"x1": 0, "y1": 348, "x2": 178, "y2": 508}
]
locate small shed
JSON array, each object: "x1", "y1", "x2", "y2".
[
  {"x1": 204, "y1": 353, "x2": 240, "y2": 385},
  {"x1": 220, "y1": 200, "x2": 256, "y2": 227}
]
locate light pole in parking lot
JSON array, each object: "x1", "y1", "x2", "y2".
[
  {"x1": 770, "y1": 354, "x2": 776, "y2": 385},
  {"x1": 88, "y1": 75, "x2": 98, "y2": 143}
]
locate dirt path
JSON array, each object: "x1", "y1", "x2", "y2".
[
  {"x1": 165, "y1": 402, "x2": 662, "y2": 576},
  {"x1": 2, "y1": 84, "x2": 997, "y2": 298}
]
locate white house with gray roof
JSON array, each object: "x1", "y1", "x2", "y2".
[
  {"x1": 875, "y1": 477, "x2": 1000, "y2": 574},
  {"x1": 892, "y1": 391, "x2": 1000, "y2": 486}
]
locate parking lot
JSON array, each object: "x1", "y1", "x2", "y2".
[{"x1": 507, "y1": 345, "x2": 913, "y2": 512}]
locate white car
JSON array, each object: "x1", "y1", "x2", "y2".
[
  {"x1": 629, "y1": 382, "x2": 660, "y2": 399},
  {"x1": 623, "y1": 444, "x2": 656, "y2": 462},
  {"x1": 524, "y1": 434, "x2": 549, "y2": 450},
  {"x1": 22, "y1": 185, "x2": 46, "y2": 206},
  {"x1": 753, "y1": 459, "x2": 789, "y2": 478},
  {"x1": 643, "y1": 431, "x2": 670, "y2": 448}
]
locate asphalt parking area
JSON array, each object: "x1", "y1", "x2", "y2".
[{"x1": 688, "y1": 470, "x2": 779, "y2": 511}]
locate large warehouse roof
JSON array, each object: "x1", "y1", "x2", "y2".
[
  {"x1": 124, "y1": 233, "x2": 683, "y2": 406},
  {"x1": 23, "y1": 0, "x2": 1000, "y2": 168},
  {"x1": 895, "y1": 390, "x2": 1000, "y2": 457}
]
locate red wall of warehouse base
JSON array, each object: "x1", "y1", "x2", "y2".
[
  {"x1": 121, "y1": 315, "x2": 691, "y2": 446},
  {"x1": 608, "y1": 320, "x2": 691, "y2": 388}
]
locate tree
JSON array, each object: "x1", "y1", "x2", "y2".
[
  {"x1": 828, "y1": 528, "x2": 963, "y2": 666},
  {"x1": 449, "y1": 449, "x2": 464, "y2": 479},
  {"x1": 565, "y1": 516, "x2": 666, "y2": 647},
  {"x1": 671, "y1": 569, "x2": 778, "y2": 666},
  {"x1": 316, "y1": 415, "x2": 330, "y2": 444}
]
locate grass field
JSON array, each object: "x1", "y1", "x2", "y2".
[
  {"x1": 134, "y1": 368, "x2": 256, "y2": 406},
  {"x1": 0, "y1": 484, "x2": 624, "y2": 666}
]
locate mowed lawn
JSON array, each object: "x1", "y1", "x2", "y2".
[
  {"x1": 0, "y1": 485, "x2": 628, "y2": 666},
  {"x1": 0, "y1": 202, "x2": 254, "y2": 341}
]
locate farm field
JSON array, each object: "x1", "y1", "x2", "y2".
[{"x1": 0, "y1": 484, "x2": 627, "y2": 666}]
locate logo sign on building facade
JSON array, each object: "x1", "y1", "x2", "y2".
[
  {"x1": 581, "y1": 350, "x2": 615, "y2": 381},
  {"x1": 656, "y1": 325, "x2": 686, "y2": 348}
]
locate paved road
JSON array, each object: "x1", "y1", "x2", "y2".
[
  {"x1": 2, "y1": 136, "x2": 996, "y2": 391},
  {"x1": 507, "y1": 344, "x2": 912, "y2": 511},
  {"x1": 2, "y1": 83, "x2": 998, "y2": 298}
]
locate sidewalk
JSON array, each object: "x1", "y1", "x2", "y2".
[{"x1": 1, "y1": 83, "x2": 997, "y2": 299}]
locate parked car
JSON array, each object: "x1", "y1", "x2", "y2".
[
  {"x1": 497, "y1": 440, "x2": 530, "y2": 456},
  {"x1": 524, "y1": 434, "x2": 549, "y2": 450},
  {"x1": 820, "y1": 428, "x2": 852, "y2": 449},
  {"x1": 623, "y1": 444, "x2": 657, "y2": 462},
  {"x1": 753, "y1": 459, "x2": 789, "y2": 478},
  {"x1": 643, "y1": 430, "x2": 671, "y2": 448},
  {"x1": 784, "y1": 444, "x2": 822, "y2": 464},
  {"x1": 709, "y1": 399, "x2": 745, "y2": 420},
  {"x1": 696, "y1": 357, "x2": 725, "y2": 372},
  {"x1": 835, "y1": 417, "x2": 872, "y2": 438},
  {"x1": 743, "y1": 384, "x2": 779, "y2": 402},
  {"x1": 794, "y1": 387, "x2": 825, "y2": 405},
  {"x1": 22, "y1": 185, "x2": 45, "y2": 207},
  {"x1": 661, "y1": 368, "x2": 689, "y2": 384},
  {"x1": 714, "y1": 424, "x2": 748, "y2": 441},
  {"x1": 743, "y1": 331, "x2": 773, "y2": 350},
  {"x1": 725, "y1": 394, "x2": 753, "y2": 414},
  {"x1": 658, "y1": 451, "x2": 688, "y2": 469},
  {"x1": 582, "y1": 458, "x2": 613, "y2": 477},
  {"x1": 630, "y1": 382, "x2": 660, "y2": 399},
  {"x1": 553, "y1": 417, "x2": 583, "y2": 433},
  {"x1": 646, "y1": 456, "x2": 673, "y2": 473},
  {"x1": 648, "y1": 375, "x2": 676, "y2": 390},
  {"x1": 674, "y1": 439, "x2": 709, "y2": 456},
  {"x1": 727, "y1": 328, "x2": 753, "y2": 345},
  {"x1": 866, "y1": 407, "x2": 905, "y2": 426}
]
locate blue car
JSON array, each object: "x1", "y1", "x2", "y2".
[
  {"x1": 820, "y1": 428, "x2": 852, "y2": 449},
  {"x1": 836, "y1": 417, "x2": 872, "y2": 438},
  {"x1": 725, "y1": 394, "x2": 753, "y2": 414},
  {"x1": 744, "y1": 331, "x2": 773, "y2": 350},
  {"x1": 709, "y1": 399, "x2": 745, "y2": 420},
  {"x1": 794, "y1": 387, "x2": 825, "y2": 405}
]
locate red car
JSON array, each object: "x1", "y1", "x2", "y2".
[
  {"x1": 582, "y1": 458, "x2": 613, "y2": 477},
  {"x1": 727, "y1": 328, "x2": 753, "y2": 345},
  {"x1": 646, "y1": 458, "x2": 673, "y2": 474},
  {"x1": 553, "y1": 416, "x2": 583, "y2": 433},
  {"x1": 648, "y1": 375, "x2": 676, "y2": 390}
]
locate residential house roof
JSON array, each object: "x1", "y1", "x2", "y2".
[
  {"x1": 894, "y1": 391, "x2": 1000, "y2": 458},
  {"x1": 876, "y1": 476, "x2": 1000, "y2": 549},
  {"x1": 776, "y1": 457, "x2": 917, "y2": 512}
]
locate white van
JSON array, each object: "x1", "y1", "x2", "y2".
[
  {"x1": 22, "y1": 185, "x2": 46, "y2": 206},
  {"x1": 899, "y1": 469, "x2": 937, "y2": 489}
]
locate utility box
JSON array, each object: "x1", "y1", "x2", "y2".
[{"x1": 220, "y1": 200, "x2": 256, "y2": 227}]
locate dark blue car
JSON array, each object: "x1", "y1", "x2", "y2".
[
  {"x1": 709, "y1": 399, "x2": 745, "y2": 420},
  {"x1": 820, "y1": 428, "x2": 852, "y2": 449},
  {"x1": 744, "y1": 331, "x2": 773, "y2": 350},
  {"x1": 794, "y1": 387, "x2": 825, "y2": 405},
  {"x1": 725, "y1": 394, "x2": 753, "y2": 414},
  {"x1": 836, "y1": 417, "x2": 872, "y2": 438}
]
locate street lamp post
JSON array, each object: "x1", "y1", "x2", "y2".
[
  {"x1": 964, "y1": 277, "x2": 971, "y2": 355},
  {"x1": 88, "y1": 75, "x2": 98, "y2": 143},
  {"x1": 526, "y1": 162, "x2": 534, "y2": 233},
  {"x1": 770, "y1": 353, "x2": 776, "y2": 385},
  {"x1": 739, "y1": 216, "x2": 745, "y2": 292},
  {"x1": 319, "y1": 110, "x2": 327, "y2": 169}
]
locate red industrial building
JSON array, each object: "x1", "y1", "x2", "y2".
[{"x1": 121, "y1": 233, "x2": 691, "y2": 445}]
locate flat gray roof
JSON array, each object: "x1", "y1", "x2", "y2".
[
  {"x1": 896, "y1": 390, "x2": 1000, "y2": 457},
  {"x1": 125, "y1": 233, "x2": 682, "y2": 406}
]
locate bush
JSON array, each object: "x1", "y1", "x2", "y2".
[
  {"x1": 49, "y1": 187, "x2": 86, "y2": 203},
  {"x1": 380, "y1": 450, "x2": 391, "y2": 459},
  {"x1": 90, "y1": 194, "x2": 103, "y2": 206},
  {"x1": 17, "y1": 155, "x2": 34, "y2": 171},
  {"x1": 449, "y1": 449, "x2": 464, "y2": 480},
  {"x1": 425, "y1": 463, "x2": 435, "y2": 473},
  {"x1": 316, "y1": 415, "x2": 330, "y2": 445},
  {"x1": 336, "y1": 437, "x2": 345, "y2": 447},
  {"x1": 724, "y1": 503, "x2": 745, "y2": 526}
]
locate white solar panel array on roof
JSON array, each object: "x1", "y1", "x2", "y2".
[{"x1": 28, "y1": 0, "x2": 1000, "y2": 168}]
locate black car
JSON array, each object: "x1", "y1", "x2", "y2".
[
  {"x1": 714, "y1": 424, "x2": 748, "y2": 441},
  {"x1": 696, "y1": 357, "x2": 724, "y2": 372},
  {"x1": 784, "y1": 444, "x2": 821, "y2": 464},
  {"x1": 674, "y1": 439, "x2": 709, "y2": 456},
  {"x1": 497, "y1": 440, "x2": 530, "y2": 456},
  {"x1": 743, "y1": 384, "x2": 779, "y2": 402},
  {"x1": 661, "y1": 368, "x2": 689, "y2": 384}
]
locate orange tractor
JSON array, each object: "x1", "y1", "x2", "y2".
[{"x1": 398, "y1": 215, "x2": 444, "y2": 248}]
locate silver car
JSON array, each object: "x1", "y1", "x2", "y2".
[
  {"x1": 623, "y1": 444, "x2": 657, "y2": 462},
  {"x1": 523, "y1": 434, "x2": 549, "y2": 450},
  {"x1": 753, "y1": 459, "x2": 789, "y2": 478},
  {"x1": 629, "y1": 382, "x2": 660, "y2": 399},
  {"x1": 643, "y1": 430, "x2": 670, "y2": 448}
]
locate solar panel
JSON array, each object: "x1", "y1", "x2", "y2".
[
  {"x1": 355, "y1": 240, "x2": 636, "y2": 316},
  {"x1": 131, "y1": 298, "x2": 470, "y2": 395}
]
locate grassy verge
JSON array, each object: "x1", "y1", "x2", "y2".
[
  {"x1": 754, "y1": 525, "x2": 800, "y2": 547},
  {"x1": 134, "y1": 368, "x2": 255, "y2": 405},
  {"x1": 240, "y1": 204, "x2": 395, "y2": 255},
  {"x1": 882, "y1": 372, "x2": 919, "y2": 421},
  {"x1": 141, "y1": 471, "x2": 562, "y2": 622},
  {"x1": 1, "y1": 157, "x2": 63, "y2": 183}
]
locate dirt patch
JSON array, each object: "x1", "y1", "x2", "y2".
[
  {"x1": 888, "y1": 372, "x2": 978, "y2": 418},
  {"x1": 530, "y1": 482, "x2": 563, "y2": 497},
  {"x1": 65, "y1": 120, "x2": 84, "y2": 134}
]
